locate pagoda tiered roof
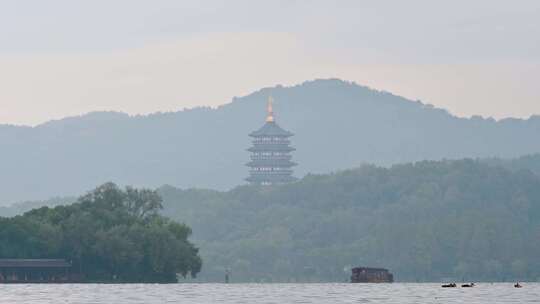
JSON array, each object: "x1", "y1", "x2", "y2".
[{"x1": 249, "y1": 121, "x2": 293, "y2": 137}]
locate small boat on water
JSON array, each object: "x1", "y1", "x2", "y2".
[
  {"x1": 514, "y1": 283, "x2": 522, "y2": 288},
  {"x1": 441, "y1": 283, "x2": 457, "y2": 288},
  {"x1": 461, "y1": 283, "x2": 475, "y2": 288}
]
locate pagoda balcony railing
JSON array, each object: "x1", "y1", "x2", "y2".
[
  {"x1": 250, "y1": 155, "x2": 292, "y2": 161},
  {"x1": 250, "y1": 144, "x2": 292, "y2": 150},
  {"x1": 252, "y1": 140, "x2": 291, "y2": 145},
  {"x1": 247, "y1": 146, "x2": 296, "y2": 153},
  {"x1": 249, "y1": 170, "x2": 294, "y2": 175},
  {"x1": 249, "y1": 145, "x2": 294, "y2": 151}
]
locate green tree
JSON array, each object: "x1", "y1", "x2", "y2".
[{"x1": 0, "y1": 183, "x2": 201, "y2": 283}]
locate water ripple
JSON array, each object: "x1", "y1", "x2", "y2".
[{"x1": 0, "y1": 283, "x2": 537, "y2": 304}]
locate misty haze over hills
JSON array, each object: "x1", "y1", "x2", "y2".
[{"x1": 1, "y1": 78, "x2": 540, "y2": 204}]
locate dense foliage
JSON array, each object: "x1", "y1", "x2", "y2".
[
  {"x1": 0, "y1": 183, "x2": 201, "y2": 283},
  {"x1": 160, "y1": 159, "x2": 540, "y2": 282},
  {"x1": 483, "y1": 154, "x2": 540, "y2": 176}
]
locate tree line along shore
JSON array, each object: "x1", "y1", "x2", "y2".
[{"x1": 2, "y1": 157, "x2": 540, "y2": 282}]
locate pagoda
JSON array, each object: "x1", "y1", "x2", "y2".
[{"x1": 246, "y1": 97, "x2": 297, "y2": 185}]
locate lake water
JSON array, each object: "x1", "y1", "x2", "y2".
[{"x1": 0, "y1": 283, "x2": 538, "y2": 304}]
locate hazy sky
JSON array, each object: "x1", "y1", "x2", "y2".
[{"x1": 0, "y1": 0, "x2": 539, "y2": 126}]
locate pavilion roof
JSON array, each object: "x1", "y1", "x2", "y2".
[
  {"x1": 351, "y1": 267, "x2": 390, "y2": 273},
  {"x1": 0, "y1": 259, "x2": 71, "y2": 268}
]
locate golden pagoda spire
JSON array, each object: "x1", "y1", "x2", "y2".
[{"x1": 266, "y1": 96, "x2": 275, "y2": 122}]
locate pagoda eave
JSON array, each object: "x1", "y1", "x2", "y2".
[
  {"x1": 246, "y1": 160, "x2": 297, "y2": 167},
  {"x1": 247, "y1": 146, "x2": 296, "y2": 152}
]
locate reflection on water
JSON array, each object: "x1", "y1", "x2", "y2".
[{"x1": 0, "y1": 283, "x2": 538, "y2": 304}]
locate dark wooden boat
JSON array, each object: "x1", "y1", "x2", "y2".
[
  {"x1": 350, "y1": 267, "x2": 393, "y2": 283},
  {"x1": 461, "y1": 283, "x2": 475, "y2": 287},
  {"x1": 441, "y1": 283, "x2": 457, "y2": 288}
]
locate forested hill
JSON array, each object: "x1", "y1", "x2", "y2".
[
  {"x1": 2, "y1": 79, "x2": 540, "y2": 203},
  {"x1": 160, "y1": 159, "x2": 540, "y2": 282}
]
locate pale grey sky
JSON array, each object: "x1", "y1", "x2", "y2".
[{"x1": 0, "y1": 0, "x2": 539, "y2": 125}]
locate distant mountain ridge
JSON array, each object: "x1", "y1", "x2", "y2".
[{"x1": 1, "y1": 79, "x2": 540, "y2": 204}]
